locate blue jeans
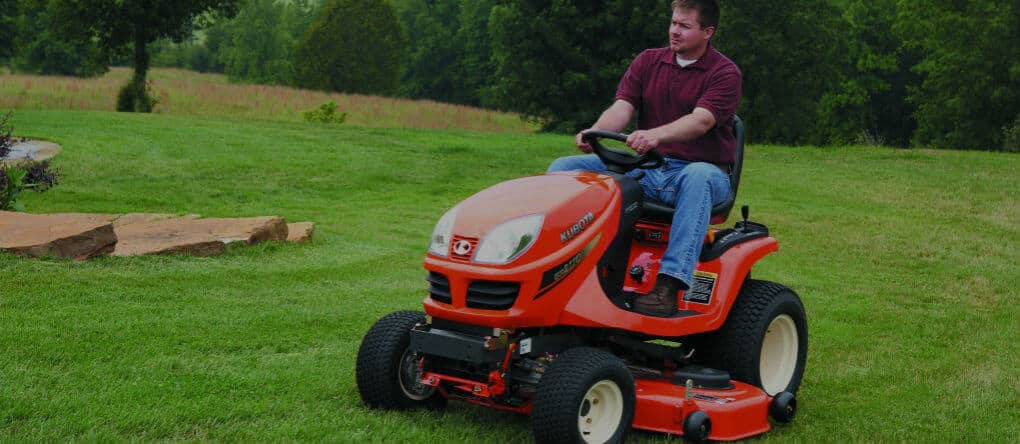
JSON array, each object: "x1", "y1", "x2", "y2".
[{"x1": 547, "y1": 154, "x2": 731, "y2": 288}]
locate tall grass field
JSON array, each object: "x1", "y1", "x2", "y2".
[
  {"x1": 1, "y1": 93, "x2": 1018, "y2": 440},
  {"x1": 0, "y1": 68, "x2": 533, "y2": 133}
]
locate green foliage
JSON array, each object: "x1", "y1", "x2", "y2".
[
  {"x1": 816, "y1": 0, "x2": 919, "y2": 147},
  {"x1": 2, "y1": 0, "x2": 108, "y2": 76},
  {"x1": 219, "y1": 0, "x2": 322, "y2": 85},
  {"x1": 1003, "y1": 115, "x2": 1020, "y2": 153},
  {"x1": 714, "y1": 0, "x2": 849, "y2": 145},
  {"x1": 116, "y1": 80, "x2": 160, "y2": 113},
  {"x1": 898, "y1": 0, "x2": 1020, "y2": 150},
  {"x1": 302, "y1": 101, "x2": 348, "y2": 123},
  {"x1": 489, "y1": 0, "x2": 666, "y2": 132},
  {"x1": 395, "y1": 0, "x2": 496, "y2": 106},
  {"x1": 0, "y1": 0, "x2": 16, "y2": 61},
  {"x1": 292, "y1": 0, "x2": 406, "y2": 95}
]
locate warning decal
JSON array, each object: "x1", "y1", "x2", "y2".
[{"x1": 683, "y1": 270, "x2": 717, "y2": 304}]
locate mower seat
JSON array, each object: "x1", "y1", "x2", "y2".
[{"x1": 640, "y1": 115, "x2": 744, "y2": 225}]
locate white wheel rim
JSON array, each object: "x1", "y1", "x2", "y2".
[
  {"x1": 577, "y1": 380, "x2": 624, "y2": 443},
  {"x1": 760, "y1": 314, "x2": 799, "y2": 395},
  {"x1": 397, "y1": 349, "x2": 436, "y2": 401}
]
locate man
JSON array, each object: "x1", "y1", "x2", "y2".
[{"x1": 547, "y1": 0, "x2": 741, "y2": 317}]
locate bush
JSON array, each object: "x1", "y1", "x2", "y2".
[
  {"x1": 1004, "y1": 115, "x2": 1020, "y2": 153},
  {"x1": 116, "y1": 80, "x2": 160, "y2": 113},
  {"x1": 303, "y1": 101, "x2": 348, "y2": 124}
]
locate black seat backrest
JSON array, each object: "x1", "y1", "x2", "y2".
[{"x1": 640, "y1": 115, "x2": 745, "y2": 224}]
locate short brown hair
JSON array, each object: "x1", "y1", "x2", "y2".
[{"x1": 671, "y1": 0, "x2": 720, "y2": 29}]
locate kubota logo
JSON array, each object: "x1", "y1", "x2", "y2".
[
  {"x1": 560, "y1": 211, "x2": 595, "y2": 243},
  {"x1": 453, "y1": 240, "x2": 473, "y2": 256}
]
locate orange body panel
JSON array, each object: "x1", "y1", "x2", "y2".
[{"x1": 423, "y1": 170, "x2": 777, "y2": 335}]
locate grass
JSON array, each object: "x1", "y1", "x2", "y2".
[
  {"x1": 0, "y1": 68, "x2": 534, "y2": 133},
  {"x1": 1, "y1": 109, "x2": 1018, "y2": 442}
]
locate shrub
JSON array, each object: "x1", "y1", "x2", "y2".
[
  {"x1": 116, "y1": 80, "x2": 160, "y2": 113},
  {"x1": 1003, "y1": 115, "x2": 1020, "y2": 153},
  {"x1": 0, "y1": 112, "x2": 61, "y2": 211},
  {"x1": 303, "y1": 101, "x2": 348, "y2": 124},
  {"x1": 0, "y1": 111, "x2": 13, "y2": 159}
]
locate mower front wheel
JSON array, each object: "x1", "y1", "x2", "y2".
[
  {"x1": 355, "y1": 311, "x2": 445, "y2": 410},
  {"x1": 532, "y1": 347, "x2": 636, "y2": 444}
]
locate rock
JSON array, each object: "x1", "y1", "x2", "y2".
[
  {"x1": 199, "y1": 216, "x2": 288, "y2": 244},
  {"x1": 0, "y1": 211, "x2": 117, "y2": 259},
  {"x1": 111, "y1": 215, "x2": 288, "y2": 257},
  {"x1": 0, "y1": 140, "x2": 62, "y2": 166},
  {"x1": 286, "y1": 222, "x2": 315, "y2": 242}
]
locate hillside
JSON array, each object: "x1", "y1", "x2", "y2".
[{"x1": 0, "y1": 68, "x2": 534, "y2": 133}]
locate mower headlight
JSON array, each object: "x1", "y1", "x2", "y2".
[
  {"x1": 428, "y1": 205, "x2": 459, "y2": 257},
  {"x1": 474, "y1": 214, "x2": 544, "y2": 265}
]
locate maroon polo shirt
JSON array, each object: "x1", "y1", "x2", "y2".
[{"x1": 615, "y1": 44, "x2": 741, "y2": 164}]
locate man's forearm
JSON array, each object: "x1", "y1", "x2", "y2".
[
  {"x1": 652, "y1": 107, "x2": 716, "y2": 144},
  {"x1": 591, "y1": 100, "x2": 635, "y2": 132}
]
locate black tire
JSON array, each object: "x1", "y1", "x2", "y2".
[
  {"x1": 682, "y1": 410, "x2": 711, "y2": 443},
  {"x1": 355, "y1": 311, "x2": 445, "y2": 409},
  {"x1": 691, "y1": 280, "x2": 808, "y2": 395},
  {"x1": 532, "y1": 347, "x2": 636, "y2": 444},
  {"x1": 769, "y1": 391, "x2": 797, "y2": 423}
]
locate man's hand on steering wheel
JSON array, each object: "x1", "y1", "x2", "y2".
[
  {"x1": 626, "y1": 129, "x2": 661, "y2": 154},
  {"x1": 575, "y1": 128, "x2": 595, "y2": 153}
]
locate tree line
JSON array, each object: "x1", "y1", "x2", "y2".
[{"x1": 1, "y1": 0, "x2": 1017, "y2": 151}]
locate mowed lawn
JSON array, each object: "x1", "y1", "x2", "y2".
[{"x1": 1, "y1": 110, "x2": 1017, "y2": 442}]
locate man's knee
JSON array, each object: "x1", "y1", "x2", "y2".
[
  {"x1": 680, "y1": 162, "x2": 725, "y2": 182},
  {"x1": 547, "y1": 154, "x2": 597, "y2": 173}
]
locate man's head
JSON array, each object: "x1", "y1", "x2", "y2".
[{"x1": 669, "y1": 0, "x2": 719, "y2": 58}]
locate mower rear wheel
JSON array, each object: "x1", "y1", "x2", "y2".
[
  {"x1": 532, "y1": 347, "x2": 635, "y2": 444},
  {"x1": 690, "y1": 280, "x2": 807, "y2": 396},
  {"x1": 355, "y1": 311, "x2": 444, "y2": 410}
]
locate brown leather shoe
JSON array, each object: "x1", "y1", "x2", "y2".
[{"x1": 633, "y1": 274, "x2": 683, "y2": 317}]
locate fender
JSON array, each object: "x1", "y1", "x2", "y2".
[{"x1": 559, "y1": 236, "x2": 778, "y2": 337}]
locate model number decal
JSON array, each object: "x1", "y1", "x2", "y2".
[
  {"x1": 535, "y1": 234, "x2": 600, "y2": 299},
  {"x1": 560, "y1": 211, "x2": 594, "y2": 243}
]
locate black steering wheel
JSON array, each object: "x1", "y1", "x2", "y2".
[{"x1": 581, "y1": 130, "x2": 664, "y2": 174}]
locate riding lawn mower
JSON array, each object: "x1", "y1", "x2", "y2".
[{"x1": 356, "y1": 117, "x2": 808, "y2": 443}]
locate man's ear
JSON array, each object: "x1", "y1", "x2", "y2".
[{"x1": 703, "y1": 26, "x2": 716, "y2": 40}]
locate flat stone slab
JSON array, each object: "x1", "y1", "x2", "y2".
[
  {"x1": 111, "y1": 215, "x2": 288, "y2": 257},
  {"x1": 2, "y1": 212, "x2": 303, "y2": 259},
  {"x1": 0, "y1": 211, "x2": 117, "y2": 259},
  {"x1": 0, "y1": 140, "x2": 61, "y2": 165},
  {"x1": 286, "y1": 222, "x2": 315, "y2": 242}
]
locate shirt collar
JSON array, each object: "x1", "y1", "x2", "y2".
[{"x1": 660, "y1": 43, "x2": 718, "y2": 71}]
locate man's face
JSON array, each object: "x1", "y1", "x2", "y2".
[{"x1": 669, "y1": 8, "x2": 714, "y2": 56}]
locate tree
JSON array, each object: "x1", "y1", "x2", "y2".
[
  {"x1": 49, "y1": 0, "x2": 239, "y2": 112},
  {"x1": 217, "y1": 0, "x2": 321, "y2": 84},
  {"x1": 817, "y1": 0, "x2": 919, "y2": 147},
  {"x1": 0, "y1": 0, "x2": 15, "y2": 61},
  {"x1": 6, "y1": 0, "x2": 108, "y2": 77},
  {"x1": 292, "y1": 0, "x2": 407, "y2": 95},
  {"x1": 489, "y1": 0, "x2": 666, "y2": 132},
  {"x1": 714, "y1": 0, "x2": 849, "y2": 145},
  {"x1": 394, "y1": 0, "x2": 496, "y2": 106},
  {"x1": 898, "y1": 0, "x2": 1020, "y2": 150}
]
